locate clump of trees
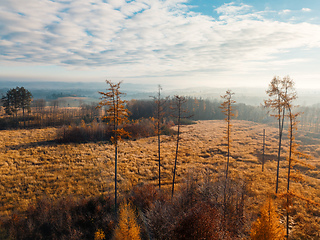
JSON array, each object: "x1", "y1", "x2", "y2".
[{"x1": 1, "y1": 87, "x2": 32, "y2": 127}]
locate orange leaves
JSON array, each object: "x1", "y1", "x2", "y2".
[
  {"x1": 114, "y1": 201, "x2": 141, "y2": 240},
  {"x1": 250, "y1": 198, "x2": 286, "y2": 240},
  {"x1": 98, "y1": 80, "x2": 130, "y2": 146}
]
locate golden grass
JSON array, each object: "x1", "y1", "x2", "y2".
[{"x1": 0, "y1": 120, "x2": 319, "y2": 223}]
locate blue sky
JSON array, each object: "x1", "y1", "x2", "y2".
[{"x1": 1, "y1": 0, "x2": 320, "y2": 89}]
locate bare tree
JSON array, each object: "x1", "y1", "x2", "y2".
[
  {"x1": 151, "y1": 85, "x2": 167, "y2": 190},
  {"x1": 171, "y1": 95, "x2": 188, "y2": 198},
  {"x1": 262, "y1": 129, "x2": 266, "y2": 172},
  {"x1": 220, "y1": 90, "x2": 236, "y2": 183}
]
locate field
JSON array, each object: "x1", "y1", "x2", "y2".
[{"x1": 0, "y1": 120, "x2": 320, "y2": 237}]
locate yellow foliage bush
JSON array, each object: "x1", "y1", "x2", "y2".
[{"x1": 94, "y1": 229, "x2": 105, "y2": 240}]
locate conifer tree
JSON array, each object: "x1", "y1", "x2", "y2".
[
  {"x1": 2, "y1": 87, "x2": 32, "y2": 126},
  {"x1": 18, "y1": 87, "x2": 32, "y2": 127},
  {"x1": 251, "y1": 198, "x2": 286, "y2": 240},
  {"x1": 114, "y1": 202, "x2": 141, "y2": 240},
  {"x1": 97, "y1": 80, "x2": 130, "y2": 213},
  {"x1": 264, "y1": 76, "x2": 296, "y2": 194}
]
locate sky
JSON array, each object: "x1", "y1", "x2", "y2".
[{"x1": 1, "y1": 0, "x2": 320, "y2": 89}]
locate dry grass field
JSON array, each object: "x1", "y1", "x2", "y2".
[{"x1": 0, "y1": 120, "x2": 320, "y2": 237}]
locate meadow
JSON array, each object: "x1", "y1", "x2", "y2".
[{"x1": 0, "y1": 120, "x2": 320, "y2": 238}]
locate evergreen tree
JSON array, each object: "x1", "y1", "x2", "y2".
[{"x1": 2, "y1": 87, "x2": 33, "y2": 126}]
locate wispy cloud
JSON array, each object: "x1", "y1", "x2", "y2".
[
  {"x1": 279, "y1": 9, "x2": 291, "y2": 14},
  {"x1": 0, "y1": 0, "x2": 319, "y2": 82}
]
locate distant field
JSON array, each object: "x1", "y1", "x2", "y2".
[{"x1": 0, "y1": 120, "x2": 319, "y2": 222}]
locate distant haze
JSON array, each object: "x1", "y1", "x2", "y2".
[{"x1": 1, "y1": 80, "x2": 320, "y2": 106}]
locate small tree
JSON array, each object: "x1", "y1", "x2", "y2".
[
  {"x1": 97, "y1": 80, "x2": 130, "y2": 213},
  {"x1": 114, "y1": 201, "x2": 141, "y2": 240},
  {"x1": 251, "y1": 198, "x2": 286, "y2": 240}
]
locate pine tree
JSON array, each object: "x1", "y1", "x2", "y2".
[
  {"x1": 2, "y1": 87, "x2": 33, "y2": 126},
  {"x1": 18, "y1": 87, "x2": 32, "y2": 127},
  {"x1": 251, "y1": 198, "x2": 286, "y2": 240},
  {"x1": 97, "y1": 80, "x2": 130, "y2": 213}
]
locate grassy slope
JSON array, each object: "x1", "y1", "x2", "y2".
[{"x1": 0, "y1": 120, "x2": 319, "y2": 237}]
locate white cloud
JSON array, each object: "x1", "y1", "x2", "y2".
[
  {"x1": 0, "y1": 0, "x2": 320, "y2": 84},
  {"x1": 302, "y1": 8, "x2": 311, "y2": 12},
  {"x1": 279, "y1": 9, "x2": 291, "y2": 14},
  {"x1": 215, "y1": 2, "x2": 252, "y2": 15}
]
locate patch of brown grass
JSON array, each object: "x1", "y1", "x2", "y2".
[{"x1": 0, "y1": 120, "x2": 319, "y2": 238}]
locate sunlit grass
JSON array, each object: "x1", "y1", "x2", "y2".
[{"x1": 0, "y1": 120, "x2": 319, "y2": 238}]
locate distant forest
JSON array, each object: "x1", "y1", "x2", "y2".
[{"x1": 1, "y1": 92, "x2": 320, "y2": 133}]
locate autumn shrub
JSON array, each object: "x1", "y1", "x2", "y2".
[
  {"x1": 123, "y1": 118, "x2": 156, "y2": 139},
  {"x1": 3, "y1": 178, "x2": 251, "y2": 240},
  {"x1": 57, "y1": 118, "x2": 175, "y2": 143},
  {"x1": 145, "y1": 178, "x2": 248, "y2": 240},
  {"x1": 57, "y1": 120, "x2": 111, "y2": 143},
  {"x1": 172, "y1": 202, "x2": 231, "y2": 240},
  {"x1": 4, "y1": 195, "x2": 116, "y2": 240}
]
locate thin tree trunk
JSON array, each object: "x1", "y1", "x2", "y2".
[
  {"x1": 23, "y1": 107, "x2": 26, "y2": 128},
  {"x1": 115, "y1": 144, "x2": 118, "y2": 214},
  {"x1": 158, "y1": 118, "x2": 161, "y2": 190},
  {"x1": 226, "y1": 105, "x2": 230, "y2": 181},
  {"x1": 276, "y1": 106, "x2": 285, "y2": 194},
  {"x1": 286, "y1": 111, "x2": 293, "y2": 239},
  {"x1": 262, "y1": 129, "x2": 265, "y2": 172},
  {"x1": 172, "y1": 109, "x2": 181, "y2": 198}
]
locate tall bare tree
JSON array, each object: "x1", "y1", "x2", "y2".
[
  {"x1": 151, "y1": 85, "x2": 167, "y2": 190},
  {"x1": 220, "y1": 90, "x2": 236, "y2": 182},
  {"x1": 97, "y1": 80, "x2": 130, "y2": 213},
  {"x1": 171, "y1": 95, "x2": 188, "y2": 198},
  {"x1": 264, "y1": 76, "x2": 296, "y2": 194}
]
